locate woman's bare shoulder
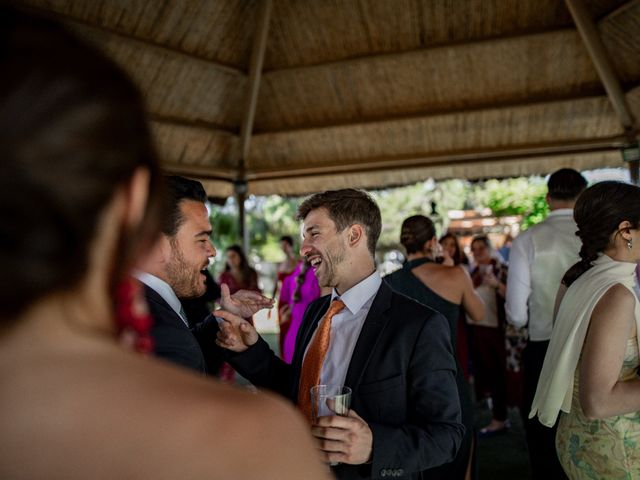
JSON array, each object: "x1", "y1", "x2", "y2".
[{"x1": 0, "y1": 347, "x2": 330, "y2": 480}]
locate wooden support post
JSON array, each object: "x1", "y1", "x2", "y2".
[{"x1": 565, "y1": 0, "x2": 638, "y2": 144}]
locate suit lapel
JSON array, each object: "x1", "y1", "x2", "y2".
[{"x1": 343, "y1": 283, "x2": 393, "y2": 390}]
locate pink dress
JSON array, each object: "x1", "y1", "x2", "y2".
[{"x1": 278, "y1": 262, "x2": 321, "y2": 363}]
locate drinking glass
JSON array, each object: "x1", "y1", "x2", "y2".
[
  {"x1": 310, "y1": 385, "x2": 352, "y2": 422},
  {"x1": 310, "y1": 385, "x2": 352, "y2": 466}
]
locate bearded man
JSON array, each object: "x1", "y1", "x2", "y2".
[
  {"x1": 138, "y1": 176, "x2": 271, "y2": 375},
  {"x1": 216, "y1": 189, "x2": 463, "y2": 479}
]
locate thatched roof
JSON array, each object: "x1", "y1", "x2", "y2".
[{"x1": 16, "y1": 0, "x2": 640, "y2": 197}]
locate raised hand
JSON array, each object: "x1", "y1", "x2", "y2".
[
  {"x1": 311, "y1": 409, "x2": 373, "y2": 465},
  {"x1": 219, "y1": 283, "x2": 274, "y2": 318},
  {"x1": 215, "y1": 309, "x2": 259, "y2": 352}
]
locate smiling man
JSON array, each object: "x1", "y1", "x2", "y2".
[
  {"x1": 138, "y1": 176, "x2": 271, "y2": 375},
  {"x1": 216, "y1": 188, "x2": 464, "y2": 480}
]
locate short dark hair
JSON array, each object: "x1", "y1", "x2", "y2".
[
  {"x1": 547, "y1": 168, "x2": 588, "y2": 201},
  {"x1": 161, "y1": 176, "x2": 207, "y2": 237},
  {"x1": 296, "y1": 189, "x2": 381, "y2": 256},
  {"x1": 471, "y1": 234, "x2": 493, "y2": 250},
  {"x1": 280, "y1": 235, "x2": 294, "y2": 246},
  {"x1": 0, "y1": 7, "x2": 161, "y2": 320},
  {"x1": 400, "y1": 215, "x2": 436, "y2": 254}
]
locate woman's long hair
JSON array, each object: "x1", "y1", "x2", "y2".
[{"x1": 224, "y1": 245, "x2": 256, "y2": 285}]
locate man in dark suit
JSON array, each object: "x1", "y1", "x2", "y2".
[
  {"x1": 137, "y1": 176, "x2": 272, "y2": 375},
  {"x1": 216, "y1": 189, "x2": 463, "y2": 479}
]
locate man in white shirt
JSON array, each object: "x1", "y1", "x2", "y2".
[
  {"x1": 506, "y1": 168, "x2": 587, "y2": 480},
  {"x1": 138, "y1": 176, "x2": 271, "y2": 374},
  {"x1": 216, "y1": 189, "x2": 463, "y2": 480}
]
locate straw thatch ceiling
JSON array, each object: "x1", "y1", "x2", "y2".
[{"x1": 15, "y1": 0, "x2": 640, "y2": 197}]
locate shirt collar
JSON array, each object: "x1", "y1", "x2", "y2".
[
  {"x1": 547, "y1": 208, "x2": 574, "y2": 218},
  {"x1": 134, "y1": 271, "x2": 183, "y2": 318},
  {"x1": 331, "y1": 270, "x2": 381, "y2": 315}
]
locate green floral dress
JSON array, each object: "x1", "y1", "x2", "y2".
[{"x1": 556, "y1": 336, "x2": 640, "y2": 479}]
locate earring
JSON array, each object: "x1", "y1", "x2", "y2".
[{"x1": 628, "y1": 239, "x2": 633, "y2": 250}]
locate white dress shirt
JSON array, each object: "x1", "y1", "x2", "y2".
[
  {"x1": 135, "y1": 271, "x2": 189, "y2": 327},
  {"x1": 505, "y1": 209, "x2": 581, "y2": 341},
  {"x1": 310, "y1": 270, "x2": 381, "y2": 388}
]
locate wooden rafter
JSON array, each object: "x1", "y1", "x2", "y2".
[
  {"x1": 19, "y1": 3, "x2": 245, "y2": 77},
  {"x1": 244, "y1": 136, "x2": 627, "y2": 181}
]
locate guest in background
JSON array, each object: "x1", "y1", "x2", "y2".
[
  {"x1": 386, "y1": 215, "x2": 485, "y2": 480},
  {"x1": 440, "y1": 232, "x2": 470, "y2": 268},
  {"x1": 218, "y1": 244, "x2": 262, "y2": 382},
  {"x1": 278, "y1": 259, "x2": 324, "y2": 363},
  {"x1": 440, "y1": 232, "x2": 472, "y2": 380},
  {"x1": 468, "y1": 235, "x2": 509, "y2": 436},
  {"x1": 274, "y1": 235, "x2": 298, "y2": 356},
  {"x1": 219, "y1": 245, "x2": 261, "y2": 307},
  {"x1": 506, "y1": 168, "x2": 586, "y2": 480},
  {"x1": 530, "y1": 181, "x2": 640, "y2": 479}
]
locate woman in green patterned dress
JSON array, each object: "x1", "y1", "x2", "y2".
[{"x1": 530, "y1": 181, "x2": 640, "y2": 479}]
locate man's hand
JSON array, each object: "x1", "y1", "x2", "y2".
[
  {"x1": 219, "y1": 283, "x2": 274, "y2": 318},
  {"x1": 311, "y1": 410, "x2": 373, "y2": 465},
  {"x1": 215, "y1": 309, "x2": 259, "y2": 352}
]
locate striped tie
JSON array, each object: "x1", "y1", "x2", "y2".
[{"x1": 297, "y1": 299, "x2": 346, "y2": 423}]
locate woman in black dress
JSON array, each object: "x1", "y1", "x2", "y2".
[{"x1": 386, "y1": 215, "x2": 485, "y2": 480}]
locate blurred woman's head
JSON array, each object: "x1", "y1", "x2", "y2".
[
  {"x1": 563, "y1": 181, "x2": 640, "y2": 286},
  {"x1": 0, "y1": 8, "x2": 162, "y2": 321},
  {"x1": 470, "y1": 235, "x2": 493, "y2": 265},
  {"x1": 400, "y1": 215, "x2": 436, "y2": 254},
  {"x1": 439, "y1": 232, "x2": 467, "y2": 265},
  {"x1": 225, "y1": 244, "x2": 250, "y2": 271}
]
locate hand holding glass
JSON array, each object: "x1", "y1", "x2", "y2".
[
  {"x1": 310, "y1": 385, "x2": 352, "y2": 422},
  {"x1": 310, "y1": 385, "x2": 352, "y2": 466}
]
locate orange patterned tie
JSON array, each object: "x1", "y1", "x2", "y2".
[{"x1": 297, "y1": 299, "x2": 346, "y2": 423}]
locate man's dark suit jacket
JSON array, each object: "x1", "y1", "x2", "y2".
[
  {"x1": 145, "y1": 285, "x2": 223, "y2": 375},
  {"x1": 228, "y1": 281, "x2": 464, "y2": 480}
]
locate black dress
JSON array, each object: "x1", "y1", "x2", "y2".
[{"x1": 385, "y1": 258, "x2": 476, "y2": 480}]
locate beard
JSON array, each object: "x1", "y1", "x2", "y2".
[
  {"x1": 315, "y1": 240, "x2": 346, "y2": 288},
  {"x1": 166, "y1": 242, "x2": 206, "y2": 299}
]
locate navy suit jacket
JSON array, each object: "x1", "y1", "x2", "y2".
[
  {"x1": 228, "y1": 281, "x2": 463, "y2": 479},
  {"x1": 145, "y1": 286, "x2": 223, "y2": 375}
]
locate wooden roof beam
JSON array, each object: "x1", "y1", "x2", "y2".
[
  {"x1": 251, "y1": 91, "x2": 614, "y2": 136},
  {"x1": 600, "y1": 0, "x2": 640, "y2": 22},
  {"x1": 244, "y1": 136, "x2": 627, "y2": 181},
  {"x1": 161, "y1": 163, "x2": 237, "y2": 182},
  {"x1": 149, "y1": 114, "x2": 238, "y2": 136},
  {"x1": 262, "y1": 26, "x2": 576, "y2": 74},
  {"x1": 234, "y1": 0, "x2": 272, "y2": 179},
  {"x1": 20, "y1": 3, "x2": 245, "y2": 77}
]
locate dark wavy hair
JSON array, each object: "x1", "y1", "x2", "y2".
[
  {"x1": 562, "y1": 181, "x2": 640, "y2": 286},
  {"x1": 224, "y1": 245, "x2": 257, "y2": 285},
  {"x1": 439, "y1": 232, "x2": 468, "y2": 265},
  {"x1": 0, "y1": 7, "x2": 162, "y2": 320}
]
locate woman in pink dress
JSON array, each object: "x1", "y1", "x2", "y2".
[{"x1": 277, "y1": 260, "x2": 321, "y2": 363}]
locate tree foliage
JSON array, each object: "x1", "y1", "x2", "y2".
[{"x1": 209, "y1": 176, "x2": 550, "y2": 269}]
